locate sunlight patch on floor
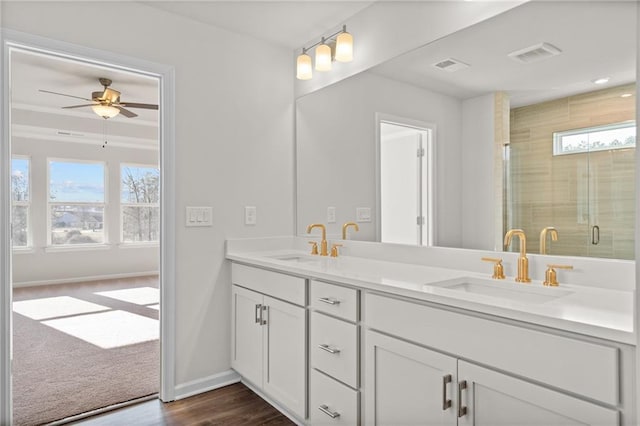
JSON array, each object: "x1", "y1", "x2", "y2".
[
  {"x1": 147, "y1": 304, "x2": 160, "y2": 310},
  {"x1": 95, "y1": 287, "x2": 159, "y2": 305},
  {"x1": 42, "y1": 310, "x2": 159, "y2": 349},
  {"x1": 13, "y1": 296, "x2": 109, "y2": 321}
]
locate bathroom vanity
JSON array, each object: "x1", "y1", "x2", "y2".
[{"x1": 226, "y1": 237, "x2": 635, "y2": 425}]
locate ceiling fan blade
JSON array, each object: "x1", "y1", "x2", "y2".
[
  {"x1": 62, "y1": 104, "x2": 96, "y2": 109},
  {"x1": 116, "y1": 106, "x2": 138, "y2": 118},
  {"x1": 39, "y1": 89, "x2": 92, "y2": 102},
  {"x1": 119, "y1": 102, "x2": 158, "y2": 110}
]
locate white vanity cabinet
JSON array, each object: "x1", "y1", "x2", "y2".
[
  {"x1": 231, "y1": 264, "x2": 307, "y2": 420},
  {"x1": 363, "y1": 292, "x2": 631, "y2": 426}
]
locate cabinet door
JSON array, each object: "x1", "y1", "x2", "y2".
[
  {"x1": 364, "y1": 330, "x2": 457, "y2": 426},
  {"x1": 263, "y1": 295, "x2": 306, "y2": 419},
  {"x1": 231, "y1": 285, "x2": 263, "y2": 388},
  {"x1": 457, "y1": 361, "x2": 619, "y2": 426}
]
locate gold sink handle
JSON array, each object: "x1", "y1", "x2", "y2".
[
  {"x1": 543, "y1": 264, "x2": 573, "y2": 287},
  {"x1": 481, "y1": 257, "x2": 506, "y2": 280},
  {"x1": 308, "y1": 241, "x2": 319, "y2": 255},
  {"x1": 330, "y1": 243, "x2": 343, "y2": 258}
]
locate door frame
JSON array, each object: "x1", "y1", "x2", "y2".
[
  {"x1": 0, "y1": 28, "x2": 176, "y2": 423},
  {"x1": 375, "y1": 113, "x2": 436, "y2": 245}
]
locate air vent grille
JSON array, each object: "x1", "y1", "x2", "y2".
[
  {"x1": 508, "y1": 42, "x2": 562, "y2": 64},
  {"x1": 56, "y1": 130, "x2": 85, "y2": 137},
  {"x1": 432, "y1": 58, "x2": 470, "y2": 72}
]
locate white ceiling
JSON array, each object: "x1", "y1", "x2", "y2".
[
  {"x1": 371, "y1": 1, "x2": 637, "y2": 107},
  {"x1": 143, "y1": 1, "x2": 374, "y2": 49}
]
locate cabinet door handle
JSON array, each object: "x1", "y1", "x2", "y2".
[
  {"x1": 458, "y1": 380, "x2": 468, "y2": 418},
  {"x1": 592, "y1": 225, "x2": 600, "y2": 245},
  {"x1": 261, "y1": 305, "x2": 268, "y2": 325},
  {"x1": 255, "y1": 304, "x2": 262, "y2": 324},
  {"x1": 442, "y1": 374, "x2": 452, "y2": 410},
  {"x1": 318, "y1": 343, "x2": 341, "y2": 354},
  {"x1": 318, "y1": 297, "x2": 340, "y2": 305},
  {"x1": 318, "y1": 404, "x2": 341, "y2": 419}
]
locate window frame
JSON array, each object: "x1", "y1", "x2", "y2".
[
  {"x1": 11, "y1": 155, "x2": 31, "y2": 250},
  {"x1": 47, "y1": 158, "x2": 108, "y2": 247},
  {"x1": 552, "y1": 120, "x2": 636, "y2": 156},
  {"x1": 120, "y1": 163, "x2": 160, "y2": 245}
]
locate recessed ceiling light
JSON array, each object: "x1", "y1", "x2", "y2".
[
  {"x1": 592, "y1": 77, "x2": 610, "y2": 85},
  {"x1": 621, "y1": 93, "x2": 633, "y2": 98}
]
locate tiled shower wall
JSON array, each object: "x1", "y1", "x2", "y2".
[{"x1": 508, "y1": 83, "x2": 636, "y2": 260}]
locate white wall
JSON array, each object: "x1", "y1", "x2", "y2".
[
  {"x1": 461, "y1": 94, "x2": 496, "y2": 250},
  {"x1": 294, "y1": 1, "x2": 525, "y2": 97},
  {"x1": 296, "y1": 71, "x2": 463, "y2": 247},
  {"x1": 11, "y1": 133, "x2": 159, "y2": 285},
  {"x1": 2, "y1": 1, "x2": 294, "y2": 390}
]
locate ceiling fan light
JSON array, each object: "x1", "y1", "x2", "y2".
[
  {"x1": 92, "y1": 104, "x2": 120, "y2": 119},
  {"x1": 315, "y1": 40, "x2": 332, "y2": 71},
  {"x1": 335, "y1": 30, "x2": 353, "y2": 62},
  {"x1": 296, "y1": 51, "x2": 313, "y2": 80}
]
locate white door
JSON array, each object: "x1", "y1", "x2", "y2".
[
  {"x1": 457, "y1": 361, "x2": 619, "y2": 426},
  {"x1": 262, "y1": 295, "x2": 306, "y2": 419},
  {"x1": 231, "y1": 285, "x2": 263, "y2": 388},
  {"x1": 364, "y1": 330, "x2": 457, "y2": 426},
  {"x1": 380, "y1": 121, "x2": 432, "y2": 246}
]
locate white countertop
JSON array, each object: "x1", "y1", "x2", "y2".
[{"x1": 226, "y1": 247, "x2": 635, "y2": 346}]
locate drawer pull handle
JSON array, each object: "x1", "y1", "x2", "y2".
[
  {"x1": 442, "y1": 374, "x2": 452, "y2": 410},
  {"x1": 318, "y1": 404, "x2": 341, "y2": 419},
  {"x1": 319, "y1": 297, "x2": 340, "y2": 305},
  {"x1": 458, "y1": 380, "x2": 468, "y2": 418},
  {"x1": 318, "y1": 344, "x2": 341, "y2": 354}
]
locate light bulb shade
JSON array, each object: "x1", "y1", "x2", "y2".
[
  {"x1": 92, "y1": 104, "x2": 120, "y2": 119},
  {"x1": 296, "y1": 52, "x2": 313, "y2": 80},
  {"x1": 315, "y1": 43, "x2": 332, "y2": 71},
  {"x1": 335, "y1": 31, "x2": 353, "y2": 62}
]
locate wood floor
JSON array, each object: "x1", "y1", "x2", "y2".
[{"x1": 71, "y1": 383, "x2": 295, "y2": 425}]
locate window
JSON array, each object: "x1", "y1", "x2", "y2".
[
  {"x1": 121, "y1": 165, "x2": 159, "y2": 243},
  {"x1": 11, "y1": 157, "x2": 30, "y2": 248},
  {"x1": 49, "y1": 160, "x2": 106, "y2": 245},
  {"x1": 553, "y1": 121, "x2": 636, "y2": 155}
]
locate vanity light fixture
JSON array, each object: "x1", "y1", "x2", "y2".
[
  {"x1": 592, "y1": 77, "x2": 610, "y2": 85},
  {"x1": 296, "y1": 25, "x2": 353, "y2": 80},
  {"x1": 91, "y1": 104, "x2": 120, "y2": 119}
]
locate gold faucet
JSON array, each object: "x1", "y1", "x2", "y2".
[
  {"x1": 342, "y1": 222, "x2": 359, "y2": 240},
  {"x1": 307, "y1": 223, "x2": 328, "y2": 256},
  {"x1": 539, "y1": 227, "x2": 558, "y2": 255},
  {"x1": 504, "y1": 229, "x2": 531, "y2": 283}
]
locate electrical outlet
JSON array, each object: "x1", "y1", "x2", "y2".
[
  {"x1": 327, "y1": 207, "x2": 336, "y2": 223},
  {"x1": 245, "y1": 206, "x2": 257, "y2": 225},
  {"x1": 356, "y1": 207, "x2": 371, "y2": 223}
]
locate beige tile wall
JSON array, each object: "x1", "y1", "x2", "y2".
[{"x1": 508, "y1": 83, "x2": 636, "y2": 259}]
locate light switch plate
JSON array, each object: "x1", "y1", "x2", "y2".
[
  {"x1": 245, "y1": 206, "x2": 257, "y2": 225},
  {"x1": 356, "y1": 207, "x2": 371, "y2": 223},
  {"x1": 186, "y1": 206, "x2": 213, "y2": 227},
  {"x1": 327, "y1": 206, "x2": 336, "y2": 223}
]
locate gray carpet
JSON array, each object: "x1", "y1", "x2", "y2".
[{"x1": 12, "y1": 277, "x2": 159, "y2": 426}]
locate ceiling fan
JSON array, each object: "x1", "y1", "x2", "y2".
[{"x1": 39, "y1": 77, "x2": 158, "y2": 119}]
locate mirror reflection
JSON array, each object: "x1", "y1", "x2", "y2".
[{"x1": 295, "y1": 1, "x2": 637, "y2": 260}]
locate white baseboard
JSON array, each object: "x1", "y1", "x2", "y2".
[
  {"x1": 174, "y1": 369, "x2": 241, "y2": 400},
  {"x1": 12, "y1": 271, "x2": 159, "y2": 288},
  {"x1": 241, "y1": 379, "x2": 305, "y2": 426}
]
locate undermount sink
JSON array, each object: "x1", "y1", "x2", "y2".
[
  {"x1": 429, "y1": 277, "x2": 572, "y2": 304},
  {"x1": 267, "y1": 254, "x2": 322, "y2": 264}
]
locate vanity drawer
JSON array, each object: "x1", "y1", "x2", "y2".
[
  {"x1": 365, "y1": 292, "x2": 619, "y2": 405},
  {"x1": 311, "y1": 280, "x2": 358, "y2": 321},
  {"x1": 310, "y1": 368, "x2": 358, "y2": 426},
  {"x1": 231, "y1": 263, "x2": 305, "y2": 306},
  {"x1": 311, "y1": 311, "x2": 358, "y2": 388}
]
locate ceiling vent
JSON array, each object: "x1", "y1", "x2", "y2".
[
  {"x1": 432, "y1": 58, "x2": 470, "y2": 72},
  {"x1": 508, "y1": 42, "x2": 562, "y2": 64}
]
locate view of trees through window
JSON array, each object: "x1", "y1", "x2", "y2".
[
  {"x1": 49, "y1": 161, "x2": 105, "y2": 245},
  {"x1": 121, "y1": 165, "x2": 160, "y2": 243},
  {"x1": 11, "y1": 158, "x2": 29, "y2": 247}
]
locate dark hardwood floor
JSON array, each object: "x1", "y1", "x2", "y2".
[{"x1": 71, "y1": 383, "x2": 295, "y2": 425}]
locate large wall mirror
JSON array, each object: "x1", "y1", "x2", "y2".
[{"x1": 296, "y1": 1, "x2": 637, "y2": 260}]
